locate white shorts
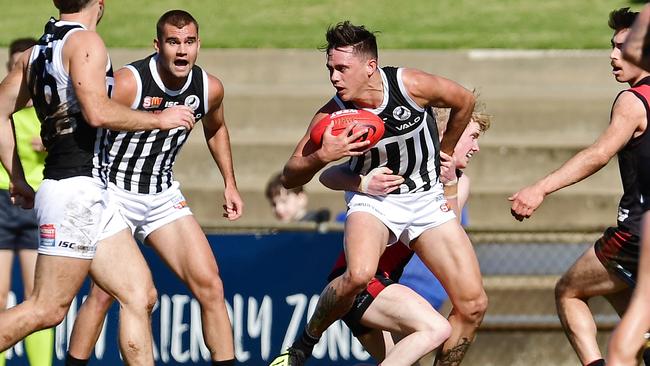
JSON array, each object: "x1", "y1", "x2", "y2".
[
  {"x1": 345, "y1": 185, "x2": 456, "y2": 246},
  {"x1": 35, "y1": 177, "x2": 126, "y2": 259},
  {"x1": 106, "y1": 181, "x2": 192, "y2": 242}
]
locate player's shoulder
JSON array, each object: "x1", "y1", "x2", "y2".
[
  {"x1": 65, "y1": 29, "x2": 106, "y2": 49},
  {"x1": 114, "y1": 67, "x2": 138, "y2": 90},
  {"x1": 400, "y1": 67, "x2": 435, "y2": 83},
  {"x1": 399, "y1": 67, "x2": 442, "y2": 94},
  {"x1": 204, "y1": 72, "x2": 224, "y2": 93},
  {"x1": 203, "y1": 71, "x2": 224, "y2": 108},
  {"x1": 612, "y1": 89, "x2": 648, "y2": 129},
  {"x1": 615, "y1": 88, "x2": 647, "y2": 112}
]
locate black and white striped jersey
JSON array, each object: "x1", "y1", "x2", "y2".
[
  {"x1": 27, "y1": 18, "x2": 113, "y2": 181},
  {"x1": 105, "y1": 54, "x2": 208, "y2": 194},
  {"x1": 334, "y1": 66, "x2": 441, "y2": 194}
]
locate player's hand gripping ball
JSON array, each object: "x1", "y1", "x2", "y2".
[{"x1": 309, "y1": 109, "x2": 385, "y2": 150}]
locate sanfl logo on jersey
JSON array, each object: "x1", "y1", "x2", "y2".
[
  {"x1": 184, "y1": 95, "x2": 200, "y2": 111},
  {"x1": 392, "y1": 106, "x2": 411, "y2": 121}
]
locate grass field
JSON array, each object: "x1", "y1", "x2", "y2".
[{"x1": 0, "y1": 1, "x2": 646, "y2": 49}]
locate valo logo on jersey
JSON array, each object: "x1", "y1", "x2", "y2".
[
  {"x1": 392, "y1": 106, "x2": 411, "y2": 121},
  {"x1": 39, "y1": 224, "x2": 56, "y2": 247},
  {"x1": 184, "y1": 95, "x2": 200, "y2": 111}
]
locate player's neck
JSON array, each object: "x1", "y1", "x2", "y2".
[
  {"x1": 630, "y1": 72, "x2": 650, "y2": 87},
  {"x1": 156, "y1": 61, "x2": 187, "y2": 90},
  {"x1": 354, "y1": 72, "x2": 384, "y2": 109},
  {"x1": 59, "y1": 11, "x2": 97, "y2": 31}
]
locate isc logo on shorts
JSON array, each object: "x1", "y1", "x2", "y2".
[
  {"x1": 39, "y1": 224, "x2": 56, "y2": 247},
  {"x1": 440, "y1": 203, "x2": 451, "y2": 212}
]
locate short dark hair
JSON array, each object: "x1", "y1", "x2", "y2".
[
  {"x1": 156, "y1": 10, "x2": 199, "y2": 41},
  {"x1": 608, "y1": 7, "x2": 638, "y2": 31},
  {"x1": 9, "y1": 38, "x2": 37, "y2": 57},
  {"x1": 265, "y1": 172, "x2": 304, "y2": 201},
  {"x1": 323, "y1": 21, "x2": 378, "y2": 60},
  {"x1": 53, "y1": 0, "x2": 93, "y2": 14}
]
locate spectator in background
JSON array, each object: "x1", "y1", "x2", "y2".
[
  {"x1": 265, "y1": 172, "x2": 330, "y2": 224},
  {"x1": 0, "y1": 38, "x2": 52, "y2": 366}
]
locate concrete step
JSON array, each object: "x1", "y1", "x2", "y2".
[
  {"x1": 180, "y1": 184, "x2": 621, "y2": 232},
  {"x1": 182, "y1": 187, "x2": 347, "y2": 227},
  {"x1": 176, "y1": 134, "x2": 622, "y2": 193},
  {"x1": 108, "y1": 49, "x2": 620, "y2": 100},
  {"x1": 464, "y1": 144, "x2": 621, "y2": 191},
  {"x1": 217, "y1": 94, "x2": 615, "y2": 146},
  {"x1": 480, "y1": 276, "x2": 615, "y2": 321},
  {"x1": 465, "y1": 330, "x2": 609, "y2": 366},
  {"x1": 465, "y1": 191, "x2": 620, "y2": 231}
]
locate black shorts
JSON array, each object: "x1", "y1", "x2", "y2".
[
  {"x1": 594, "y1": 226, "x2": 640, "y2": 287},
  {"x1": 341, "y1": 274, "x2": 394, "y2": 337},
  {"x1": 0, "y1": 189, "x2": 38, "y2": 250}
]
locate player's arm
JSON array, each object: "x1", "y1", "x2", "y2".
[
  {"x1": 282, "y1": 99, "x2": 369, "y2": 188},
  {"x1": 110, "y1": 67, "x2": 140, "y2": 109},
  {"x1": 510, "y1": 91, "x2": 646, "y2": 221},
  {"x1": 319, "y1": 163, "x2": 404, "y2": 195},
  {"x1": 202, "y1": 75, "x2": 243, "y2": 220},
  {"x1": 65, "y1": 31, "x2": 195, "y2": 131},
  {"x1": 401, "y1": 68, "x2": 475, "y2": 155},
  {"x1": 622, "y1": 4, "x2": 650, "y2": 71},
  {"x1": 457, "y1": 174, "x2": 471, "y2": 213},
  {"x1": 0, "y1": 50, "x2": 34, "y2": 208}
]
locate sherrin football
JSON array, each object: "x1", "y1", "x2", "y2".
[{"x1": 309, "y1": 109, "x2": 385, "y2": 149}]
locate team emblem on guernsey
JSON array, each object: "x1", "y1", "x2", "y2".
[
  {"x1": 392, "y1": 106, "x2": 411, "y2": 121},
  {"x1": 184, "y1": 95, "x2": 200, "y2": 111}
]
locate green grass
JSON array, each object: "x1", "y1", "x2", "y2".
[{"x1": 0, "y1": 0, "x2": 645, "y2": 49}]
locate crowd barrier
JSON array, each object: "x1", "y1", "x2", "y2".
[{"x1": 5, "y1": 231, "x2": 371, "y2": 365}]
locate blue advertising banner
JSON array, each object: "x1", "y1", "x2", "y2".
[{"x1": 5, "y1": 232, "x2": 374, "y2": 365}]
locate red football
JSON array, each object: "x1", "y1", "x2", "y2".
[{"x1": 309, "y1": 109, "x2": 384, "y2": 149}]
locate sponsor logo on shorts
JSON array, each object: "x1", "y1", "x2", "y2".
[
  {"x1": 440, "y1": 202, "x2": 451, "y2": 212},
  {"x1": 39, "y1": 224, "x2": 56, "y2": 247},
  {"x1": 143, "y1": 96, "x2": 163, "y2": 109},
  {"x1": 57, "y1": 240, "x2": 93, "y2": 254},
  {"x1": 172, "y1": 195, "x2": 187, "y2": 210},
  {"x1": 349, "y1": 202, "x2": 384, "y2": 216},
  {"x1": 433, "y1": 194, "x2": 446, "y2": 202}
]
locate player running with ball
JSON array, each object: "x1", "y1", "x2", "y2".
[{"x1": 271, "y1": 21, "x2": 486, "y2": 366}]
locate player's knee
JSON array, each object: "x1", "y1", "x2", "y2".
[
  {"x1": 456, "y1": 290, "x2": 488, "y2": 325},
  {"x1": 146, "y1": 286, "x2": 158, "y2": 313},
  {"x1": 421, "y1": 317, "x2": 452, "y2": 345},
  {"x1": 33, "y1": 301, "x2": 69, "y2": 328},
  {"x1": 341, "y1": 268, "x2": 373, "y2": 295},
  {"x1": 87, "y1": 288, "x2": 116, "y2": 312},
  {"x1": 121, "y1": 284, "x2": 158, "y2": 315},
  {"x1": 554, "y1": 275, "x2": 579, "y2": 302},
  {"x1": 191, "y1": 272, "x2": 225, "y2": 305}
]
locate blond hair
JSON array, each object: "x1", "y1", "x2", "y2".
[{"x1": 434, "y1": 90, "x2": 492, "y2": 134}]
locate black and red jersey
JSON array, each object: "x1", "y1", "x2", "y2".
[
  {"x1": 327, "y1": 243, "x2": 414, "y2": 282},
  {"x1": 615, "y1": 76, "x2": 650, "y2": 233}
]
